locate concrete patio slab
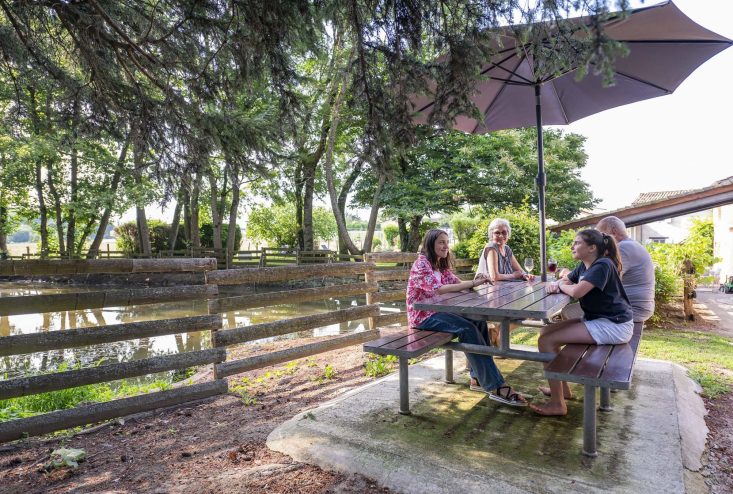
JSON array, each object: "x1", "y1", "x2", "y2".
[{"x1": 268, "y1": 349, "x2": 706, "y2": 494}]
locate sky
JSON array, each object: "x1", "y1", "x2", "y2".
[{"x1": 557, "y1": 0, "x2": 733, "y2": 211}]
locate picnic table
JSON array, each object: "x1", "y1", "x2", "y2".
[
  {"x1": 413, "y1": 278, "x2": 571, "y2": 362},
  {"x1": 366, "y1": 277, "x2": 643, "y2": 456}
]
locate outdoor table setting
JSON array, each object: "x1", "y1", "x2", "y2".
[{"x1": 413, "y1": 278, "x2": 571, "y2": 362}]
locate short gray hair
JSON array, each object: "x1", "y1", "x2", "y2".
[
  {"x1": 597, "y1": 216, "x2": 626, "y2": 233},
  {"x1": 488, "y1": 218, "x2": 511, "y2": 238}
]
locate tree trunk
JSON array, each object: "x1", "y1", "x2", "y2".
[
  {"x1": 28, "y1": 87, "x2": 49, "y2": 258},
  {"x1": 34, "y1": 161, "x2": 49, "y2": 258},
  {"x1": 407, "y1": 215, "x2": 423, "y2": 253},
  {"x1": 337, "y1": 162, "x2": 363, "y2": 255},
  {"x1": 182, "y1": 185, "x2": 192, "y2": 245},
  {"x1": 76, "y1": 219, "x2": 94, "y2": 255},
  {"x1": 66, "y1": 96, "x2": 81, "y2": 255},
  {"x1": 0, "y1": 203, "x2": 8, "y2": 254},
  {"x1": 190, "y1": 171, "x2": 202, "y2": 249},
  {"x1": 87, "y1": 131, "x2": 132, "y2": 258},
  {"x1": 682, "y1": 259, "x2": 696, "y2": 321},
  {"x1": 322, "y1": 49, "x2": 360, "y2": 255},
  {"x1": 207, "y1": 166, "x2": 222, "y2": 250},
  {"x1": 362, "y1": 172, "x2": 385, "y2": 253},
  {"x1": 397, "y1": 217, "x2": 408, "y2": 252},
  {"x1": 302, "y1": 157, "x2": 317, "y2": 251},
  {"x1": 133, "y1": 139, "x2": 151, "y2": 256},
  {"x1": 46, "y1": 164, "x2": 66, "y2": 257},
  {"x1": 226, "y1": 162, "x2": 241, "y2": 268},
  {"x1": 294, "y1": 162, "x2": 305, "y2": 250},
  {"x1": 168, "y1": 193, "x2": 183, "y2": 254}
]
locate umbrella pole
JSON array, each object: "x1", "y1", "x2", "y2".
[{"x1": 535, "y1": 84, "x2": 548, "y2": 282}]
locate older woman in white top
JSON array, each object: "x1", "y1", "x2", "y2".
[
  {"x1": 474, "y1": 218, "x2": 534, "y2": 347},
  {"x1": 476, "y1": 218, "x2": 534, "y2": 282}
]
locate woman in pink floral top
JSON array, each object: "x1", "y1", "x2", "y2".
[{"x1": 406, "y1": 229, "x2": 527, "y2": 407}]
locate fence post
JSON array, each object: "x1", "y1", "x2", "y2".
[
  {"x1": 260, "y1": 247, "x2": 266, "y2": 267},
  {"x1": 364, "y1": 253, "x2": 376, "y2": 331}
]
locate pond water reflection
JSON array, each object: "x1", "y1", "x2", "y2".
[{"x1": 0, "y1": 283, "x2": 404, "y2": 381}]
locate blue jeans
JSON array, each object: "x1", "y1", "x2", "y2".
[{"x1": 417, "y1": 312, "x2": 505, "y2": 392}]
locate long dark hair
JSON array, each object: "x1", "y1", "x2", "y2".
[
  {"x1": 420, "y1": 228, "x2": 454, "y2": 271},
  {"x1": 577, "y1": 228, "x2": 622, "y2": 273}
]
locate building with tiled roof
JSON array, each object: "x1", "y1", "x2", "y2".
[{"x1": 631, "y1": 190, "x2": 696, "y2": 206}]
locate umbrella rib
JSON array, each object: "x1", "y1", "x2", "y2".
[
  {"x1": 480, "y1": 52, "x2": 535, "y2": 85},
  {"x1": 471, "y1": 52, "x2": 531, "y2": 134},
  {"x1": 622, "y1": 39, "x2": 732, "y2": 45},
  {"x1": 609, "y1": 69, "x2": 672, "y2": 94},
  {"x1": 546, "y1": 79, "x2": 570, "y2": 125}
]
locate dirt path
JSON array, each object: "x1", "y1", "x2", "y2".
[{"x1": 0, "y1": 320, "x2": 731, "y2": 493}]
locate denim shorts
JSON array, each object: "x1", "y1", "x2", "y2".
[{"x1": 582, "y1": 317, "x2": 634, "y2": 345}]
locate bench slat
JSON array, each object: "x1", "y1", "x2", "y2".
[
  {"x1": 599, "y1": 323, "x2": 644, "y2": 385},
  {"x1": 363, "y1": 328, "x2": 434, "y2": 350},
  {"x1": 544, "y1": 344, "x2": 588, "y2": 374},
  {"x1": 571, "y1": 345, "x2": 614, "y2": 379},
  {"x1": 392, "y1": 332, "x2": 454, "y2": 358},
  {"x1": 364, "y1": 328, "x2": 453, "y2": 359}
]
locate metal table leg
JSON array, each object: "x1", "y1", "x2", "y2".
[
  {"x1": 444, "y1": 349, "x2": 454, "y2": 383},
  {"x1": 599, "y1": 387, "x2": 612, "y2": 411},
  {"x1": 399, "y1": 357, "x2": 411, "y2": 415},
  {"x1": 583, "y1": 385, "x2": 598, "y2": 457},
  {"x1": 500, "y1": 318, "x2": 511, "y2": 352}
]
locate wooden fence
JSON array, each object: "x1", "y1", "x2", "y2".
[
  {"x1": 10, "y1": 247, "x2": 422, "y2": 269},
  {"x1": 0, "y1": 258, "x2": 223, "y2": 443},
  {"x1": 0, "y1": 257, "x2": 387, "y2": 442}
]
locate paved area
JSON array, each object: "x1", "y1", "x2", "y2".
[
  {"x1": 696, "y1": 288, "x2": 733, "y2": 337},
  {"x1": 268, "y1": 350, "x2": 707, "y2": 494}
]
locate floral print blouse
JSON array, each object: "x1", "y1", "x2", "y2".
[{"x1": 406, "y1": 254, "x2": 461, "y2": 328}]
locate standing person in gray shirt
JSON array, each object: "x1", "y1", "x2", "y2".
[{"x1": 561, "y1": 216, "x2": 655, "y2": 323}]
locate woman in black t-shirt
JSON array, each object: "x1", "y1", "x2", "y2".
[{"x1": 530, "y1": 229, "x2": 633, "y2": 417}]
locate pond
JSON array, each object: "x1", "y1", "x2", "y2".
[{"x1": 0, "y1": 282, "x2": 404, "y2": 382}]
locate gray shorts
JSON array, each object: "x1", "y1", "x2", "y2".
[{"x1": 582, "y1": 317, "x2": 634, "y2": 345}]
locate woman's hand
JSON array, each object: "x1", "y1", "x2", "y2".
[
  {"x1": 546, "y1": 281, "x2": 561, "y2": 294},
  {"x1": 473, "y1": 273, "x2": 493, "y2": 287}
]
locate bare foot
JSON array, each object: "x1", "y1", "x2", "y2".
[
  {"x1": 537, "y1": 386, "x2": 572, "y2": 399},
  {"x1": 529, "y1": 402, "x2": 568, "y2": 416}
]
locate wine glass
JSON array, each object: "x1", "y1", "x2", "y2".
[
  {"x1": 523, "y1": 257, "x2": 534, "y2": 275},
  {"x1": 547, "y1": 258, "x2": 558, "y2": 279}
]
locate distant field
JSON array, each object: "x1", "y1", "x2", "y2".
[{"x1": 6, "y1": 240, "x2": 117, "y2": 258}]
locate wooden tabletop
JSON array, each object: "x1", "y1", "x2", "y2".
[{"x1": 413, "y1": 279, "x2": 572, "y2": 321}]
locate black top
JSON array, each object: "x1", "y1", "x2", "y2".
[{"x1": 567, "y1": 257, "x2": 633, "y2": 324}]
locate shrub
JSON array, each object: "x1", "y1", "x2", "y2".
[
  {"x1": 465, "y1": 206, "x2": 541, "y2": 267},
  {"x1": 449, "y1": 212, "x2": 481, "y2": 242},
  {"x1": 200, "y1": 223, "x2": 242, "y2": 251},
  {"x1": 114, "y1": 220, "x2": 187, "y2": 254},
  {"x1": 452, "y1": 241, "x2": 471, "y2": 259},
  {"x1": 382, "y1": 224, "x2": 399, "y2": 248}
]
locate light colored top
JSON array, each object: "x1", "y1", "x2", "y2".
[
  {"x1": 476, "y1": 242, "x2": 514, "y2": 278},
  {"x1": 618, "y1": 239, "x2": 655, "y2": 322},
  {"x1": 406, "y1": 254, "x2": 461, "y2": 328}
]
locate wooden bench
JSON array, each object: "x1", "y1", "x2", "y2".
[
  {"x1": 363, "y1": 328, "x2": 454, "y2": 415},
  {"x1": 544, "y1": 321, "x2": 644, "y2": 457}
]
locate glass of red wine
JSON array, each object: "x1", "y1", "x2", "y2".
[{"x1": 547, "y1": 258, "x2": 558, "y2": 279}]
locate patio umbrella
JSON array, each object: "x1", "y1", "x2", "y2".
[{"x1": 411, "y1": 1, "x2": 731, "y2": 280}]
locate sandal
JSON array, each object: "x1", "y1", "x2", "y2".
[{"x1": 488, "y1": 385, "x2": 528, "y2": 407}]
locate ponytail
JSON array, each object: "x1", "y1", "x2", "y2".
[{"x1": 578, "y1": 229, "x2": 623, "y2": 274}]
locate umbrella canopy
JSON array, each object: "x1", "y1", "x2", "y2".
[{"x1": 411, "y1": 1, "x2": 731, "y2": 279}]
